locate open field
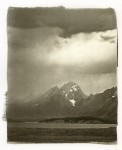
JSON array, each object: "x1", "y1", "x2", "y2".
[{"x1": 7, "y1": 123, "x2": 117, "y2": 143}]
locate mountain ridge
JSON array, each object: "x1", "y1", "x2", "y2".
[{"x1": 7, "y1": 81, "x2": 117, "y2": 123}]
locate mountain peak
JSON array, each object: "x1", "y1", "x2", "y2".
[
  {"x1": 59, "y1": 81, "x2": 87, "y2": 106},
  {"x1": 60, "y1": 81, "x2": 79, "y2": 93}
]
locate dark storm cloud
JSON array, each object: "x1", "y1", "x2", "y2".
[
  {"x1": 109, "y1": 40, "x2": 116, "y2": 43},
  {"x1": 8, "y1": 26, "x2": 63, "y2": 50},
  {"x1": 100, "y1": 35, "x2": 115, "y2": 41},
  {"x1": 8, "y1": 7, "x2": 117, "y2": 37},
  {"x1": 99, "y1": 30, "x2": 116, "y2": 43}
]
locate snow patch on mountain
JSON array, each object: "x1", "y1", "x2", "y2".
[
  {"x1": 65, "y1": 93, "x2": 68, "y2": 97},
  {"x1": 69, "y1": 99, "x2": 76, "y2": 106},
  {"x1": 106, "y1": 94, "x2": 116, "y2": 101},
  {"x1": 72, "y1": 85, "x2": 78, "y2": 91}
]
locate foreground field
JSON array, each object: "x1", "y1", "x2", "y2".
[{"x1": 7, "y1": 123, "x2": 117, "y2": 143}]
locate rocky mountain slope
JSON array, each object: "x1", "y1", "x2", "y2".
[{"x1": 7, "y1": 82, "x2": 117, "y2": 123}]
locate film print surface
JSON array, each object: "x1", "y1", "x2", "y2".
[{"x1": 7, "y1": 7, "x2": 117, "y2": 143}]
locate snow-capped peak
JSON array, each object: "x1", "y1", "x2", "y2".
[{"x1": 59, "y1": 81, "x2": 87, "y2": 106}]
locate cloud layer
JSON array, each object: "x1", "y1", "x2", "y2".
[
  {"x1": 48, "y1": 30, "x2": 117, "y2": 72},
  {"x1": 8, "y1": 27, "x2": 117, "y2": 101},
  {"x1": 8, "y1": 7, "x2": 116, "y2": 37}
]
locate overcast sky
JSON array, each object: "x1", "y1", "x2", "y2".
[{"x1": 7, "y1": 7, "x2": 117, "y2": 102}]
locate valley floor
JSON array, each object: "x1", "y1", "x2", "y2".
[{"x1": 7, "y1": 122, "x2": 117, "y2": 143}]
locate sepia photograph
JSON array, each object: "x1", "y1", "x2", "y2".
[{"x1": 7, "y1": 7, "x2": 117, "y2": 143}]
